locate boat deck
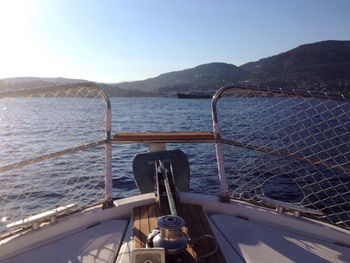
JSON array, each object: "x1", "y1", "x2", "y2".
[
  {"x1": 2, "y1": 194, "x2": 350, "y2": 263},
  {"x1": 133, "y1": 202, "x2": 226, "y2": 263}
]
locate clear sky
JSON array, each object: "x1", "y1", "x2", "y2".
[{"x1": 0, "y1": 0, "x2": 349, "y2": 83}]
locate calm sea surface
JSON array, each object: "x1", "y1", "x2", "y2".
[
  {"x1": 0, "y1": 96, "x2": 349, "y2": 226},
  {"x1": 0, "y1": 97, "x2": 219, "y2": 219}
]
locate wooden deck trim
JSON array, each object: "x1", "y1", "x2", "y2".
[{"x1": 112, "y1": 132, "x2": 215, "y2": 143}]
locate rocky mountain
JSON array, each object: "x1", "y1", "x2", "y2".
[{"x1": 240, "y1": 40, "x2": 350, "y2": 93}]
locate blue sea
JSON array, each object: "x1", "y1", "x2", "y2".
[
  {"x1": 0, "y1": 96, "x2": 349, "y2": 230},
  {"x1": 0, "y1": 98, "x2": 218, "y2": 222}
]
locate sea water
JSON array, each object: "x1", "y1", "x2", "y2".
[{"x1": 0, "y1": 97, "x2": 349, "y2": 226}]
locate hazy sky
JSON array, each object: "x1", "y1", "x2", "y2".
[{"x1": 0, "y1": 0, "x2": 349, "y2": 83}]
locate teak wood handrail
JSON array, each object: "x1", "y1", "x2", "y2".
[{"x1": 111, "y1": 132, "x2": 215, "y2": 143}]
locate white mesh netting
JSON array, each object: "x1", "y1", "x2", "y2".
[
  {"x1": 214, "y1": 86, "x2": 350, "y2": 229},
  {"x1": 0, "y1": 83, "x2": 108, "y2": 237}
]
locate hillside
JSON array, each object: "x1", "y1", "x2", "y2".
[
  {"x1": 114, "y1": 40, "x2": 350, "y2": 95},
  {"x1": 116, "y1": 63, "x2": 248, "y2": 94},
  {"x1": 1, "y1": 40, "x2": 350, "y2": 96},
  {"x1": 0, "y1": 77, "x2": 151, "y2": 97},
  {"x1": 0, "y1": 77, "x2": 88, "y2": 92},
  {"x1": 100, "y1": 83, "x2": 154, "y2": 97},
  {"x1": 240, "y1": 40, "x2": 350, "y2": 93},
  {"x1": 3, "y1": 77, "x2": 87, "y2": 84}
]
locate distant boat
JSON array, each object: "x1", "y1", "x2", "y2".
[{"x1": 176, "y1": 92, "x2": 212, "y2": 99}]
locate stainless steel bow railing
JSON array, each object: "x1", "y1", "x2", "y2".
[
  {"x1": 0, "y1": 83, "x2": 113, "y2": 237},
  {"x1": 212, "y1": 85, "x2": 350, "y2": 229}
]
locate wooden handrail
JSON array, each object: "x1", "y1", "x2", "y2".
[{"x1": 111, "y1": 132, "x2": 215, "y2": 143}]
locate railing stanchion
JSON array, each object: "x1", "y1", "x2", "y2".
[
  {"x1": 211, "y1": 86, "x2": 231, "y2": 201},
  {"x1": 102, "y1": 93, "x2": 115, "y2": 209}
]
